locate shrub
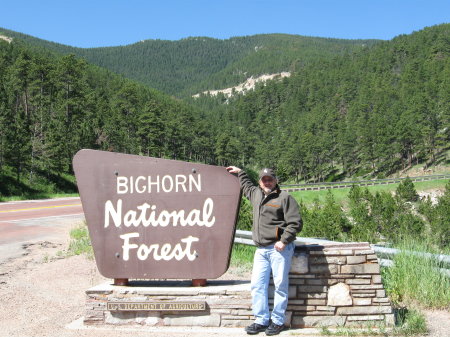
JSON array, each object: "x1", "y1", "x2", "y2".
[
  {"x1": 396, "y1": 177, "x2": 418, "y2": 202},
  {"x1": 348, "y1": 185, "x2": 378, "y2": 242},
  {"x1": 237, "y1": 198, "x2": 253, "y2": 231},
  {"x1": 300, "y1": 191, "x2": 351, "y2": 240},
  {"x1": 347, "y1": 186, "x2": 424, "y2": 244},
  {"x1": 418, "y1": 181, "x2": 450, "y2": 249}
]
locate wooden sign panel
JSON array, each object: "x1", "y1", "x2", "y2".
[{"x1": 73, "y1": 150, "x2": 241, "y2": 279}]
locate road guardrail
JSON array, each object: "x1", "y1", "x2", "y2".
[
  {"x1": 234, "y1": 230, "x2": 450, "y2": 277},
  {"x1": 280, "y1": 174, "x2": 450, "y2": 192}
]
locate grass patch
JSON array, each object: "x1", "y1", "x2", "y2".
[
  {"x1": 320, "y1": 322, "x2": 389, "y2": 336},
  {"x1": 393, "y1": 308, "x2": 427, "y2": 336},
  {"x1": 291, "y1": 179, "x2": 449, "y2": 206},
  {"x1": 0, "y1": 192, "x2": 79, "y2": 202},
  {"x1": 230, "y1": 243, "x2": 255, "y2": 275},
  {"x1": 319, "y1": 309, "x2": 427, "y2": 336},
  {"x1": 292, "y1": 187, "x2": 351, "y2": 206},
  {"x1": 0, "y1": 166, "x2": 78, "y2": 201},
  {"x1": 381, "y1": 239, "x2": 450, "y2": 308},
  {"x1": 66, "y1": 222, "x2": 94, "y2": 259}
]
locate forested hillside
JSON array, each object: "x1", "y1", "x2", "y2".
[
  {"x1": 0, "y1": 28, "x2": 379, "y2": 96},
  {"x1": 0, "y1": 39, "x2": 214, "y2": 196},
  {"x1": 0, "y1": 24, "x2": 448, "y2": 197},
  {"x1": 196, "y1": 24, "x2": 450, "y2": 181}
]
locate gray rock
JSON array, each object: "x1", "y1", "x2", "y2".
[{"x1": 327, "y1": 283, "x2": 353, "y2": 306}]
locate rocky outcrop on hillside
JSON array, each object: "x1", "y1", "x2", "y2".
[
  {"x1": 193, "y1": 72, "x2": 291, "y2": 98},
  {"x1": 0, "y1": 35, "x2": 13, "y2": 43}
]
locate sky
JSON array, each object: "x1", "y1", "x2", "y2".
[{"x1": 0, "y1": 0, "x2": 449, "y2": 48}]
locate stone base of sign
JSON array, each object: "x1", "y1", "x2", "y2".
[
  {"x1": 84, "y1": 280, "x2": 252, "y2": 327},
  {"x1": 84, "y1": 242, "x2": 394, "y2": 328},
  {"x1": 288, "y1": 242, "x2": 394, "y2": 328}
]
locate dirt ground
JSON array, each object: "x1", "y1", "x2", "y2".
[{"x1": 0, "y1": 224, "x2": 448, "y2": 337}]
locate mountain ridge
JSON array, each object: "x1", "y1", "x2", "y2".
[
  {"x1": 0, "y1": 27, "x2": 381, "y2": 96},
  {"x1": 0, "y1": 24, "x2": 448, "y2": 186}
]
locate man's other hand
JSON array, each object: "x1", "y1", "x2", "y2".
[{"x1": 274, "y1": 241, "x2": 286, "y2": 252}]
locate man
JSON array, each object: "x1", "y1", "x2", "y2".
[{"x1": 226, "y1": 166, "x2": 302, "y2": 335}]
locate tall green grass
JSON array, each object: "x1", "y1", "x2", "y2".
[
  {"x1": 381, "y1": 238, "x2": 450, "y2": 308},
  {"x1": 230, "y1": 243, "x2": 255, "y2": 275},
  {"x1": 394, "y1": 309, "x2": 427, "y2": 336},
  {"x1": 320, "y1": 308, "x2": 427, "y2": 336},
  {"x1": 66, "y1": 222, "x2": 94, "y2": 259}
]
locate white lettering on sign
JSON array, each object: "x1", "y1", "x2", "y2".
[
  {"x1": 107, "y1": 172, "x2": 215, "y2": 264},
  {"x1": 116, "y1": 174, "x2": 201, "y2": 194},
  {"x1": 120, "y1": 233, "x2": 199, "y2": 261},
  {"x1": 104, "y1": 198, "x2": 215, "y2": 228}
]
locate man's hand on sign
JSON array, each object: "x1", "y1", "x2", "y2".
[
  {"x1": 226, "y1": 166, "x2": 242, "y2": 174},
  {"x1": 274, "y1": 241, "x2": 286, "y2": 252}
]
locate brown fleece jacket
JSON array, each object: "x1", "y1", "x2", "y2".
[{"x1": 238, "y1": 170, "x2": 302, "y2": 247}]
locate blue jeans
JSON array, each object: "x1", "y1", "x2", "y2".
[{"x1": 251, "y1": 242, "x2": 295, "y2": 326}]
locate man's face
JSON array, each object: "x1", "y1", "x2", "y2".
[{"x1": 259, "y1": 176, "x2": 276, "y2": 194}]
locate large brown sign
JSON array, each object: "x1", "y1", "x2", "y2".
[{"x1": 73, "y1": 150, "x2": 241, "y2": 279}]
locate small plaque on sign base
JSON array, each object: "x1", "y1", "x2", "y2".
[{"x1": 107, "y1": 301, "x2": 207, "y2": 312}]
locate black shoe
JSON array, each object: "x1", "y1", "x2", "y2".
[
  {"x1": 265, "y1": 322, "x2": 286, "y2": 335},
  {"x1": 245, "y1": 322, "x2": 269, "y2": 335}
]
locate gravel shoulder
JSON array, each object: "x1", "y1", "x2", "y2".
[
  {"x1": 0, "y1": 221, "x2": 448, "y2": 337},
  {"x1": 0, "y1": 222, "x2": 257, "y2": 337}
]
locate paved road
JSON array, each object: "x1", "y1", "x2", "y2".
[{"x1": 0, "y1": 197, "x2": 85, "y2": 263}]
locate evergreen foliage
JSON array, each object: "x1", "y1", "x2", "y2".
[
  {"x1": 300, "y1": 191, "x2": 351, "y2": 241},
  {"x1": 347, "y1": 185, "x2": 425, "y2": 244},
  {"x1": 0, "y1": 24, "x2": 449, "y2": 196},
  {"x1": 418, "y1": 181, "x2": 450, "y2": 247},
  {"x1": 237, "y1": 179, "x2": 448, "y2": 252},
  {"x1": 0, "y1": 40, "x2": 214, "y2": 196},
  {"x1": 193, "y1": 24, "x2": 450, "y2": 180},
  {"x1": 396, "y1": 177, "x2": 419, "y2": 201}
]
